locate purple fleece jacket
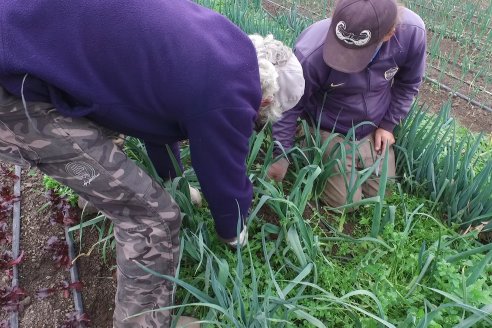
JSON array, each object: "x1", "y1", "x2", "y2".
[
  {"x1": 273, "y1": 8, "x2": 426, "y2": 150},
  {"x1": 0, "y1": 0, "x2": 262, "y2": 239}
]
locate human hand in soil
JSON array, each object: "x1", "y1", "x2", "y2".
[
  {"x1": 189, "y1": 186, "x2": 202, "y2": 207},
  {"x1": 267, "y1": 157, "x2": 289, "y2": 182},
  {"x1": 374, "y1": 128, "x2": 395, "y2": 155}
]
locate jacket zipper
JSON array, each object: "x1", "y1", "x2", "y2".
[{"x1": 361, "y1": 67, "x2": 371, "y2": 138}]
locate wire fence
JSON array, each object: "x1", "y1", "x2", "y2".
[{"x1": 261, "y1": 0, "x2": 492, "y2": 111}]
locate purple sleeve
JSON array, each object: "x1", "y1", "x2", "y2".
[
  {"x1": 185, "y1": 108, "x2": 255, "y2": 240},
  {"x1": 380, "y1": 26, "x2": 427, "y2": 132},
  {"x1": 271, "y1": 104, "x2": 303, "y2": 154},
  {"x1": 145, "y1": 141, "x2": 183, "y2": 181}
]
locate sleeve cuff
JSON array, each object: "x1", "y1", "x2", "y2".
[{"x1": 378, "y1": 120, "x2": 397, "y2": 132}]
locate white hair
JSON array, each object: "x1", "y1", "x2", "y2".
[{"x1": 249, "y1": 34, "x2": 294, "y2": 124}]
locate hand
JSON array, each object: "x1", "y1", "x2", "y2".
[
  {"x1": 112, "y1": 134, "x2": 126, "y2": 148},
  {"x1": 189, "y1": 186, "x2": 202, "y2": 207},
  {"x1": 226, "y1": 225, "x2": 248, "y2": 248},
  {"x1": 374, "y1": 128, "x2": 395, "y2": 155},
  {"x1": 267, "y1": 157, "x2": 289, "y2": 182},
  {"x1": 218, "y1": 224, "x2": 248, "y2": 248}
]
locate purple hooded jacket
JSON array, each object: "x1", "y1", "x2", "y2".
[
  {"x1": 273, "y1": 8, "x2": 426, "y2": 150},
  {"x1": 0, "y1": 0, "x2": 262, "y2": 239}
]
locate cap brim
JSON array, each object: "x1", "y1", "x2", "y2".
[
  {"x1": 276, "y1": 55, "x2": 305, "y2": 111},
  {"x1": 323, "y1": 26, "x2": 378, "y2": 73}
]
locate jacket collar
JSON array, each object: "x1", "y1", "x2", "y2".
[{"x1": 378, "y1": 34, "x2": 403, "y2": 60}]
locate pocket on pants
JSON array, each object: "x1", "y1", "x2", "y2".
[{"x1": 115, "y1": 222, "x2": 175, "y2": 304}]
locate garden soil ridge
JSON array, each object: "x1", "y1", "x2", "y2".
[{"x1": 0, "y1": 163, "x2": 115, "y2": 328}]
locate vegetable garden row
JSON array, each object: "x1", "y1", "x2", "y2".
[{"x1": 1, "y1": 0, "x2": 491, "y2": 327}]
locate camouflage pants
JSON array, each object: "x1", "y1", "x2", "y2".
[{"x1": 0, "y1": 87, "x2": 181, "y2": 328}]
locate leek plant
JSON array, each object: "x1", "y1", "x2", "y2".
[{"x1": 395, "y1": 101, "x2": 492, "y2": 230}]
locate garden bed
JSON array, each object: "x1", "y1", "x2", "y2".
[
  {"x1": 0, "y1": 164, "x2": 114, "y2": 328},
  {"x1": 1, "y1": 0, "x2": 492, "y2": 327}
]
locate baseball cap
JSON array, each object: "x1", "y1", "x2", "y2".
[
  {"x1": 323, "y1": 0, "x2": 398, "y2": 73},
  {"x1": 275, "y1": 54, "x2": 305, "y2": 111}
]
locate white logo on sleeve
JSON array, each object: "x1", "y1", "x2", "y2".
[
  {"x1": 335, "y1": 21, "x2": 371, "y2": 46},
  {"x1": 66, "y1": 162, "x2": 100, "y2": 186},
  {"x1": 384, "y1": 67, "x2": 399, "y2": 80}
]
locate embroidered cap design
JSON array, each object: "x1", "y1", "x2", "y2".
[
  {"x1": 335, "y1": 21, "x2": 371, "y2": 46},
  {"x1": 66, "y1": 161, "x2": 100, "y2": 186},
  {"x1": 384, "y1": 67, "x2": 399, "y2": 80}
]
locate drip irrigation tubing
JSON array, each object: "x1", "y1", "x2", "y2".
[
  {"x1": 425, "y1": 76, "x2": 492, "y2": 113},
  {"x1": 8, "y1": 166, "x2": 85, "y2": 327},
  {"x1": 427, "y1": 65, "x2": 492, "y2": 98},
  {"x1": 427, "y1": 51, "x2": 492, "y2": 83},
  {"x1": 9, "y1": 165, "x2": 21, "y2": 328},
  {"x1": 65, "y1": 227, "x2": 86, "y2": 325}
]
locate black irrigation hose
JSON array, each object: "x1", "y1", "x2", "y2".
[
  {"x1": 65, "y1": 227, "x2": 86, "y2": 326},
  {"x1": 425, "y1": 76, "x2": 492, "y2": 113},
  {"x1": 9, "y1": 165, "x2": 21, "y2": 328}
]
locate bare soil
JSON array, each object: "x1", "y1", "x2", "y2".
[
  {"x1": 1, "y1": 165, "x2": 115, "y2": 328},
  {"x1": 419, "y1": 80, "x2": 492, "y2": 134},
  {"x1": 17, "y1": 168, "x2": 74, "y2": 328}
]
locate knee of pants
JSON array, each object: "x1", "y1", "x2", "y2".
[
  {"x1": 114, "y1": 221, "x2": 177, "y2": 281},
  {"x1": 321, "y1": 174, "x2": 363, "y2": 208},
  {"x1": 113, "y1": 222, "x2": 175, "y2": 328},
  {"x1": 362, "y1": 176, "x2": 395, "y2": 199}
]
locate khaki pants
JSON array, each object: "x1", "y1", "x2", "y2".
[{"x1": 319, "y1": 130, "x2": 396, "y2": 208}]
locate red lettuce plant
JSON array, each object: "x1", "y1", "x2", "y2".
[
  {"x1": 0, "y1": 222, "x2": 11, "y2": 245},
  {"x1": 61, "y1": 312, "x2": 91, "y2": 328},
  {"x1": 45, "y1": 190, "x2": 80, "y2": 226},
  {"x1": 36, "y1": 281, "x2": 83, "y2": 299},
  {"x1": 45, "y1": 236, "x2": 71, "y2": 269},
  {"x1": 0, "y1": 286, "x2": 27, "y2": 312},
  {"x1": 0, "y1": 186, "x2": 19, "y2": 216},
  {"x1": 0, "y1": 250, "x2": 24, "y2": 272}
]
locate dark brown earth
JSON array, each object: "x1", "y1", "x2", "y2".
[
  {"x1": 419, "y1": 80, "x2": 492, "y2": 134},
  {"x1": 0, "y1": 164, "x2": 115, "y2": 328}
]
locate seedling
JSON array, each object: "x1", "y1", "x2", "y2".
[
  {"x1": 0, "y1": 286, "x2": 27, "y2": 312},
  {"x1": 45, "y1": 236, "x2": 71, "y2": 269},
  {"x1": 45, "y1": 190, "x2": 80, "y2": 226},
  {"x1": 36, "y1": 281, "x2": 83, "y2": 299},
  {"x1": 61, "y1": 312, "x2": 91, "y2": 328}
]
